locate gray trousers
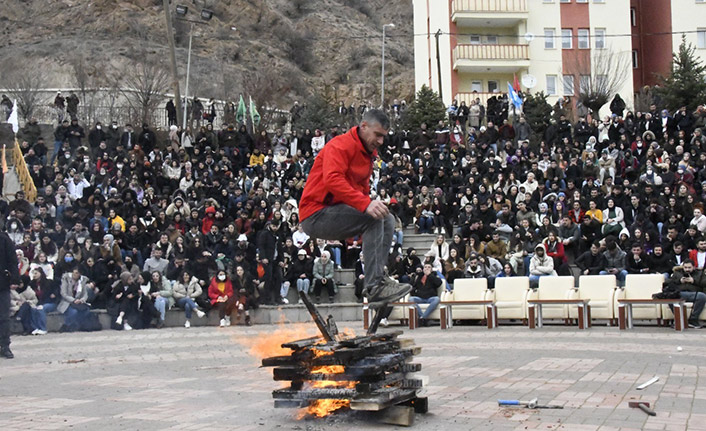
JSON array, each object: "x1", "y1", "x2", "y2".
[
  {"x1": 0, "y1": 289, "x2": 10, "y2": 349},
  {"x1": 302, "y1": 204, "x2": 394, "y2": 293}
]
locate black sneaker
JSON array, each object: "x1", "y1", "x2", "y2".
[
  {"x1": 368, "y1": 276, "x2": 412, "y2": 308},
  {"x1": 688, "y1": 321, "x2": 702, "y2": 329},
  {"x1": 0, "y1": 347, "x2": 14, "y2": 359}
]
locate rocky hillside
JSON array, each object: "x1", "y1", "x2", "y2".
[{"x1": 0, "y1": 0, "x2": 414, "y2": 106}]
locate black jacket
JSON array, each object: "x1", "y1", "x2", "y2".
[
  {"x1": 0, "y1": 232, "x2": 20, "y2": 290},
  {"x1": 575, "y1": 250, "x2": 604, "y2": 275},
  {"x1": 411, "y1": 272, "x2": 442, "y2": 299}
]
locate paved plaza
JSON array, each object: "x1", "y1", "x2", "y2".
[{"x1": 1, "y1": 322, "x2": 706, "y2": 430}]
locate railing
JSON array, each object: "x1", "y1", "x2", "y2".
[
  {"x1": 10, "y1": 139, "x2": 37, "y2": 202},
  {"x1": 455, "y1": 92, "x2": 496, "y2": 108},
  {"x1": 454, "y1": 44, "x2": 529, "y2": 62},
  {"x1": 452, "y1": 0, "x2": 528, "y2": 13}
]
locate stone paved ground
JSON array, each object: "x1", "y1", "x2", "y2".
[{"x1": 1, "y1": 322, "x2": 706, "y2": 431}]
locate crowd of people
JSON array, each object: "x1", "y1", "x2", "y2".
[{"x1": 2, "y1": 88, "x2": 706, "y2": 336}]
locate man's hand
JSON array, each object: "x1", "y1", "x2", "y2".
[
  {"x1": 9, "y1": 284, "x2": 18, "y2": 290},
  {"x1": 365, "y1": 200, "x2": 389, "y2": 220}
]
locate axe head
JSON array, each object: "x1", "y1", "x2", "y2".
[
  {"x1": 628, "y1": 401, "x2": 651, "y2": 408},
  {"x1": 526, "y1": 398, "x2": 538, "y2": 409}
]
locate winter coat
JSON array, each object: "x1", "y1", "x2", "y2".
[
  {"x1": 529, "y1": 244, "x2": 556, "y2": 276},
  {"x1": 10, "y1": 287, "x2": 38, "y2": 315}
]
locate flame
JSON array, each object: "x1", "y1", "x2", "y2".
[
  {"x1": 297, "y1": 350, "x2": 355, "y2": 418},
  {"x1": 236, "y1": 322, "x2": 320, "y2": 361}
]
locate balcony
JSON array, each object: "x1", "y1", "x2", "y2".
[
  {"x1": 453, "y1": 44, "x2": 530, "y2": 73},
  {"x1": 452, "y1": 0, "x2": 528, "y2": 27}
]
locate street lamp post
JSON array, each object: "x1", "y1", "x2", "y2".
[
  {"x1": 381, "y1": 23, "x2": 395, "y2": 109},
  {"x1": 163, "y1": 0, "x2": 183, "y2": 128},
  {"x1": 182, "y1": 23, "x2": 194, "y2": 130}
]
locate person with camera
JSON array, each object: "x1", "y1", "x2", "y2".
[{"x1": 668, "y1": 259, "x2": 706, "y2": 329}]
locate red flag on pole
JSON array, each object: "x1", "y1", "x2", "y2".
[{"x1": 513, "y1": 74, "x2": 521, "y2": 92}]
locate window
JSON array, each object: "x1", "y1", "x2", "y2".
[
  {"x1": 594, "y1": 28, "x2": 606, "y2": 49},
  {"x1": 562, "y1": 29, "x2": 572, "y2": 49},
  {"x1": 486, "y1": 35, "x2": 498, "y2": 44},
  {"x1": 596, "y1": 74, "x2": 608, "y2": 89},
  {"x1": 560, "y1": 0, "x2": 570, "y2": 3},
  {"x1": 470, "y1": 35, "x2": 481, "y2": 44},
  {"x1": 632, "y1": 50, "x2": 639, "y2": 68},
  {"x1": 578, "y1": 29, "x2": 589, "y2": 49},
  {"x1": 630, "y1": 8, "x2": 637, "y2": 26},
  {"x1": 546, "y1": 75, "x2": 557, "y2": 95},
  {"x1": 698, "y1": 29, "x2": 706, "y2": 48},
  {"x1": 579, "y1": 75, "x2": 591, "y2": 93},
  {"x1": 593, "y1": 0, "x2": 605, "y2": 3},
  {"x1": 544, "y1": 28, "x2": 556, "y2": 49},
  {"x1": 577, "y1": 0, "x2": 588, "y2": 3},
  {"x1": 471, "y1": 81, "x2": 482, "y2": 92},
  {"x1": 488, "y1": 81, "x2": 498, "y2": 92},
  {"x1": 563, "y1": 74, "x2": 575, "y2": 95}
]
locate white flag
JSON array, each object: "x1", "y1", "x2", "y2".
[{"x1": 8, "y1": 99, "x2": 19, "y2": 134}]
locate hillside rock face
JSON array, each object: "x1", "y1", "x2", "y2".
[{"x1": 0, "y1": 0, "x2": 414, "y2": 106}]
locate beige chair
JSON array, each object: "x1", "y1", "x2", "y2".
[
  {"x1": 661, "y1": 291, "x2": 706, "y2": 322},
  {"x1": 570, "y1": 275, "x2": 617, "y2": 320},
  {"x1": 447, "y1": 278, "x2": 490, "y2": 320},
  {"x1": 530, "y1": 276, "x2": 575, "y2": 320},
  {"x1": 388, "y1": 293, "x2": 410, "y2": 323},
  {"x1": 494, "y1": 277, "x2": 530, "y2": 320},
  {"x1": 616, "y1": 274, "x2": 664, "y2": 322}
]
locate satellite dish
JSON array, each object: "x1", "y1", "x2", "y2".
[
  {"x1": 522, "y1": 74, "x2": 537, "y2": 89},
  {"x1": 524, "y1": 32, "x2": 535, "y2": 42}
]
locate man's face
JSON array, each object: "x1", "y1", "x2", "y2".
[
  {"x1": 683, "y1": 262, "x2": 694, "y2": 275},
  {"x1": 591, "y1": 244, "x2": 599, "y2": 255},
  {"x1": 423, "y1": 264, "x2": 432, "y2": 275},
  {"x1": 536, "y1": 248, "x2": 544, "y2": 257},
  {"x1": 359, "y1": 121, "x2": 387, "y2": 153},
  {"x1": 699, "y1": 241, "x2": 706, "y2": 252},
  {"x1": 632, "y1": 246, "x2": 642, "y2": 256}
]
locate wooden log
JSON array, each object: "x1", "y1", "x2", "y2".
[
  {"x1": 273, "y1": 388, "x2": 358, "y2": 400},
  {"x1": 299, "y1": 291, "x2": 336, "y2": 341},
  {"x1": 281, "y1": 336, "x2": 323, "y2": 350},
  {"x1": 350, "y1": 388, "x2": 417, "y2": 411},
  {"x1": 274, "y1": 399, "x2": 309, "y2": 408},
  {"x1": 399, "y1": 396, "x2": 429, "y2": 414},
  {"x1": 377, "y1": 405, "x2": 415, "y2": 427}
]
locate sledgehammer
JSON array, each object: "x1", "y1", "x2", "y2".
[
  {"x1": 498, "y1": 398, "x2": 563, "y2": 409},
  {"x1": 629, "y1": 401, "x2": 656, "y2": 416}
]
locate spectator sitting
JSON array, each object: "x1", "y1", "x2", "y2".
[
  {"x1": 208, "y1": 269, "x2": 237, "y2": 327},
  {"x1": 599, "y1": 236, "x2": 628, "y2": 286},
  {"x1": 668, "y1": 259, "x2": 706, "y2": 328},
  {"x1": 409, "y1": 263, "x2": 442, "y2": 327},
  {"x1": 172, "y1": 271, "x2": 206, "y2": 328},
  {"x1": 529, "y1": 244, "x2": 557, "y2": 287},
  {"x1": 312, "y1": 250, "x2": 336, "y2": 303}
]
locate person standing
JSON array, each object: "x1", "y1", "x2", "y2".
[
  {"x1": 299, "y1": 110, "x2": 411, "y2": 313},
  {"x1": 0, "y1": 227, "x2": 21, "y2": 359}
]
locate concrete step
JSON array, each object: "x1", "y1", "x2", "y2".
[
  {"x1": 401, "y1": 233, "x2": 436, "y2": 253},
  {"x1": 11, "y1": 303, "x2": 365, "y2": 334},
  {"x1": 2, "y1": 166, "x2": 22, "y2": 198},
  {"x1": 334, "y1": 268, "x2": 355, "y2": 285},
  {"x1": 284, "y1": 283, "x2": 359, "y2": 304}
]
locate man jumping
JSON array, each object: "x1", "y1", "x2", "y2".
[{"x1": 299, "y1": 109, "x2": 411, "y2": 328}]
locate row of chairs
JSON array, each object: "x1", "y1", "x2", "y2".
[{"x1": 388, "y1": 274, "x2": 706, "y2": 325}]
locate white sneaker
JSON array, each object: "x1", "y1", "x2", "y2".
[
  {"x1": 380, "y1": 318, "x2": 389, "y2": 327},
  {"x1": 184, "y1": 320, "x2": 191, "y2": 328},
  {"x1": 225, "y1": 316, "x2": 231, "y2": 326},
  {"x1": 281, "y1": 298, "x2": 289, "y2": 304},
  {"x1": 434, "y1": 227, "x2": 439, "y2": 234},
  {"x1": 298, "y1": 299, "x2": 303, "y2": 304},
  {"x1": 31, "y1": 329, "x2": 39, "y2": 335},
  {"x1": 440, "y1": 227, "x2": 446, "y2": 234},
  {"x1": 219, "y1": 318, "x2": 226, "y2": 327},
  {"x1": 195, "y1": 309, "x2": 205, "y2": 318},
  {"x1": 34, "y1": 329, "x2": 47, "y2": 335},
  {"x1": 115, "y1": 315, "x2": 123, "y2": 325},
  {"x1": 123, "y1": 322, "x2": 133, "y2": 331}
]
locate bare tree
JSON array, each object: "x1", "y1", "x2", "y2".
[
  {"x1": 569, "y1": 47, "x2": 631, "y2": 116},
  {"x1": 119, "y1": 55, "x2": 170, "y2": 126},
  {"x1": 70, "y1": 55, "x2": 106, "y2": 124},
  {"x1": 243, "y1": 65, "x2": 295, "y2": 132},
  {"x1": 2, "y1": 61, "x2": 47, "y2": 121}
]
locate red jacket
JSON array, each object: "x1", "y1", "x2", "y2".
[
  {"x1": 688, "y1": 249, "x2": 706, "y2": 269},
  {"x1": 299, "y1": 127, "x2": 374, "y2": 221},
  {"x1": 208, "y1": 277, "x2": 234, "y2": 305}
]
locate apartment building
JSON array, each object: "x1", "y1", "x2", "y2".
[{"x1": 413, "y1": 0, "x2": 706, "y2": 115}]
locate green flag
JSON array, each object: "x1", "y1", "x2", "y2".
[
  {"x1": 236, "y1": 95, "x2": 246, "y2": 124},
  {"x1": 249, "y1": 96, "x2": 261, "y2": 127}
]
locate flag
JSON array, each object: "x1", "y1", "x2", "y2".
[
  {"x1": 507, "y1": 82, "x2": 523, "y2": 110},
  {"x1": 8, "y1": 99, "x2": 19, "y2": 134},
  {"x1": 236, "y1": 95, "x2": 246, "y2": 124},
  {"x1": 249, "y1": 96, "x2": 261, "y2": 127},
  {"x1": 513, "y1": 74, "x2": 521, "y2": 93}
]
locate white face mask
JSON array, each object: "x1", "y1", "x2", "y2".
[
  {"x1": 218, "y1": 274, "x2": 226, "y2": 281},
  {"x1": 96, "y1": 125, "x2": 102, "y2": 130}
]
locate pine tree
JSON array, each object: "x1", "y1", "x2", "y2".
[
  {"x1": 656, "y1": 35, "x2": 706, "y2": 112},
  {"x1": 522, "y1": 92, "x2": 553, "y2": 143},
  {"x1": 402, "y1": 85, "x2": 446, "y2": 131},
  {"x1": 296, "y1": 93, "x2": 337, "y2": 132}
]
